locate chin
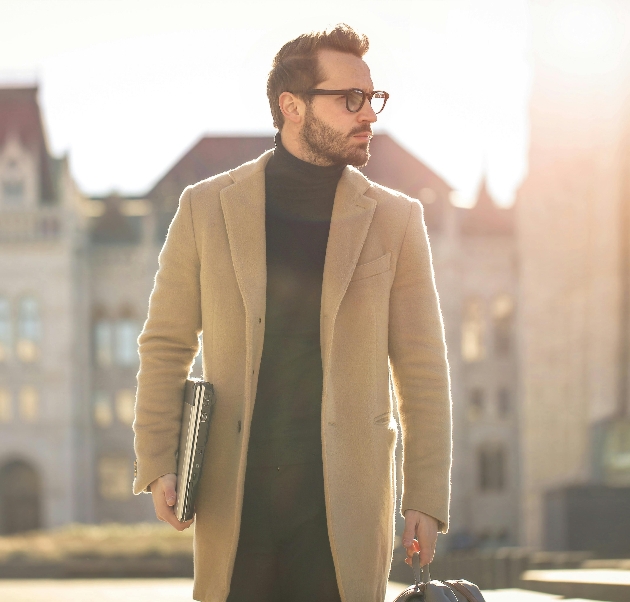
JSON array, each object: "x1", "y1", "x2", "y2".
[{"x1": 347, "y1": 149, "x2": 370, "y2": 168}]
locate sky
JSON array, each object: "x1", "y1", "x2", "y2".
[{"x1": 1, "y1": 0, "x2": 533, "y2": 206}]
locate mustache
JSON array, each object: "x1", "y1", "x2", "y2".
[{"x1": 348, "y1": 126, "x2": 373, "y2": 137}]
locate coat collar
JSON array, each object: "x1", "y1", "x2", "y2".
[{"x1": 220, "y1": 150, "x2": 377, "y2": 355}]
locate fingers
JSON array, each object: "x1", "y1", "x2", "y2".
[
  {"x1": 402, "y1": 510, "x2": 438, "y2": 567},
  {"x1": 402, "y1": 509, "x2": 421, "y2": 559},
  {"x1": 163, "y1": 480, "x2": 177, "y2": 507},
  {"x1": 150, "y1": 474, "x2": 195, "y2": 532},
  {"x1": 402, "y1": 509, "x2": 418, "y2": 549},
  {"x1": 418, "y1": 540, "x2": 435, "y2": 567},
  {"x1": 416, "y1": 516, "x2": 438, "y2": 566}
]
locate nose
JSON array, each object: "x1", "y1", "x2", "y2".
[{"x1": 358, "y1": 99, "x2": 378, "y2": 123}]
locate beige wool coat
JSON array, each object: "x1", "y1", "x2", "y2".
[{"x1": 133, "y1": 149, "x2": 452, "y2": 602}]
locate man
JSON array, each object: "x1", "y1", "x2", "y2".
[{"x1": 133, "y1": 24, "x2": 452, "y2": 602}]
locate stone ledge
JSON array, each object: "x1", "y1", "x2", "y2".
[
  {"x1": 521, "y1": 568, "x2": 630, "y2": 602},
  {"x1": 0, "y1": 556, "x2": 193, "y2": 579}
]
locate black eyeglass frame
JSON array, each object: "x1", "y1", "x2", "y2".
[{"x1": 302, "y1": 88, "x2": 389, "y2": 114}]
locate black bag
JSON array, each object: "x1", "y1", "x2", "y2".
[{"x1": 393, "y1": 553, "x2": 486, "y2": 602}]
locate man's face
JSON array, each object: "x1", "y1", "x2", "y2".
[{"x1": 299, "y1": 49, "x2": 378, "y2": 167}]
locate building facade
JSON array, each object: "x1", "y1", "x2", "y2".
[
  {"x1": 515, "y1": 0, "x2": 630, "y2": 549},
  {"x1": 0, "y1": 86, "x2": 519, "y2": 548}
]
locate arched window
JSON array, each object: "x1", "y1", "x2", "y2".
[
  {"x1": 16, "y1": 296, "x2": 40, "y2": 362},
  {"x1": 461, "y1": 298, "x2": 485, "y2": 362},
  {"x1": 478, "y1": 443, "x2": 506, "y2": 492},
  {"x1": 0, "y1": 460, "x2": 41, "y2": 534},
  {"x1": 492, "y1": 294, "x2": 514, "y2": 356},
  {"x1": 0, "y1": 298, "x2": 10, "y2": 362}
]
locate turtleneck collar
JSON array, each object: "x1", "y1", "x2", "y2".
[{"x1": 264, "y1": 132, "x2": 345, "y2": 221}]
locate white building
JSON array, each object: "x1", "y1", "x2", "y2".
[{"x1": 0, "y1": 86, "x2": 519, "y2": 549}]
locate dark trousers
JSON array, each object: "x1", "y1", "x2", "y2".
[{"x1": 227, "y1": 461, "x2": 342, "y2": 602}]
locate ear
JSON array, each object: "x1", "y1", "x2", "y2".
[{"x1": 278, "y1": 91, "x2": 304, "y2": 125}]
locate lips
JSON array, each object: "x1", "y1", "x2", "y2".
[
  {"x1": 351, "y1": 131, "x2": 373, "y2": 141},
  {"x1": 350, "y1": 127, "x2": 373, "y2": 139}
]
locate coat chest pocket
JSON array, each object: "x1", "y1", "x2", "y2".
[{"x1": 350, "y1": 252, "x2": 391, "y2": 282}]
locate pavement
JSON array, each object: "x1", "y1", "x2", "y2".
[{"x1": 0, "y1": 579, "x2": 611, "y2": 602}]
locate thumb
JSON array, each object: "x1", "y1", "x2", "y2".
[{"x1": 164, "y1": 484, "x2": 177, "y2": 507}]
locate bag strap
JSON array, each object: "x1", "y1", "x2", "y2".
[{"x1": 445, "y1": 580, "x2": 482, "y2": 602}]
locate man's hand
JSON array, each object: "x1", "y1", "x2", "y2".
[
  {"x1": 402, "y1": 509, "x2": 438, "y2": 567},
  {"x1": 149, "y1": 473, "x2": 194, "y2": 531}
]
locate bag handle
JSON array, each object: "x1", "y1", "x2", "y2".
[
  {"x1": 412, "y1": 552, "x2": 431, "y2": 590},
  {"x1": 446, "y1": 581, "x2": 482, "y2": 602}
]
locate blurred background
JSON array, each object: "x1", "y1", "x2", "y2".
[{"x1": 1, "y1": 0, "x2": 630, "y2": 597}]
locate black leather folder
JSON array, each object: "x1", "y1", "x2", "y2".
[{"x1": 174, "y1": 379, "x2": 215, "y2": 522}]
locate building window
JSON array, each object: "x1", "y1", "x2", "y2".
[
  {"x1": 94, "y1": 320, "x2": 113, "y2": 367},
  {"x1": 93, "y1": 391, "x2": 113, "y2": 427},
  {"x1": 16, "y1": 297, "x2": 40, "y2": 363},
  {"x1": 469, "y1": 388, "x2": 484, "y2": 421},
  {"x1": 115, "y1": 389, "x2": 135, "y2": 425},
  {"x1": 0, "y1": 389, "x2": 12, "y2": 423},
  {"x1": 492, "y1": 294, "x2": 514, "y2": 356},
  {"x1": 98, "y1": 456, "x2": 131, "y2": 500},
  {"x1": 115, "y1": 319, "x2": 139, "y2": 366},
  {"x1": 19, "y1": 386, "x2": 39, "y2": 422},
  {"x1": 0, "y1": 298, "x2": 10, "y2": 362},
  {"x1": 3, "y1": 179, "x2": 24, "y2": 204},
  {"x1": 461, "y1": 298, "x2": 485, "y2": 362},
  {"x1": 498, "y1": 387, "x2": 511, "y2": 418},
  {"x1": 479, "y1": 444, "x2": 506, "y2": 492}
]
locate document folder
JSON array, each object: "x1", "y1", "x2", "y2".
[{"x1": 174, "y1": 379, "x2": 215, "y2": 522}]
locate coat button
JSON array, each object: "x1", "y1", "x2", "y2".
[{"x1": 237, "y1": 420, "x2": 242, "y2": 433}]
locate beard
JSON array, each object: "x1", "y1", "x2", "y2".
[{"x1": 299, "y1": 105, "x2": 372, "y2": 167}]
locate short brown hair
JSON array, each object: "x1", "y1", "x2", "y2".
[{"x1": 267, "y1": 23, "x2": 370, "y2": 129}]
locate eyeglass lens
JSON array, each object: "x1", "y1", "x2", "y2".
[{"x1": 347, "y1": 90, "x2": 387, "y2": 114}]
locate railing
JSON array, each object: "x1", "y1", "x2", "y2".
[{"x1": 0, "y1": 208, "x2": 70, "y2": 242}]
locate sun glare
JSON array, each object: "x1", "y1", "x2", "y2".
[{"x1": 539, "y1": 0, "x2": 625, "y2": 75}]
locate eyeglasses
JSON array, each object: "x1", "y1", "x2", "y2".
[{"x1": 303, "y1": 88, "x2": 389, "y2": 114}]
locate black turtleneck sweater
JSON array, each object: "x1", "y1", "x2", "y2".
[{"x1": 247, "y1": 135, "x2": 345, "y2": 467}]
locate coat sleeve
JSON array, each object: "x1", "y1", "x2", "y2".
[
  {"x1": 388, "y1": 199, "x2": 452, "y2": 533},
  {"x1": 133, "y1": 186, "x2": 202, "y2": 495}
]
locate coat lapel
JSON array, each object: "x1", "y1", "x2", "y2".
[
  {"x1": 321, "y1": 167, "x2": 376, "y2": 370},
  {"x1": 220, "y1": 153, "x2": 272, "y2": 330}
]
